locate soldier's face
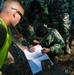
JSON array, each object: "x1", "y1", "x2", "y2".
[{"x1": 11, "y1": 7, "x2": 24, "y2": 26}]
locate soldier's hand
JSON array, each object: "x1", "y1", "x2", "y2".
[
  {"x1": 42, "y1": 47, "x2": 50, "y2": 54},
  {"x1": 33, "y1": 40, "x2": 40, "y2": 43}
]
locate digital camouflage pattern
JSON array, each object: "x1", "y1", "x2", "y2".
[
  {"x1": 46, "y1": 0, "x2": 71, "y2": 29},
  {"x1": 0, "y1": 0, "x2": 5, "y2": 12},
  {"x1": 22, "y1": 0, "x2": 48, "y2": 15},
  {"x1": 62, "y1": 13, "x2": 71, "y2": 42},
  {"x1": 60, "y1": 13, "x2": 71, "y2": 53},
  {"x1": 27, "y1": 27, "x2": 65, "y2": 54},
  {"x1": 70, "y1": 0, "x2": 74, "y2": 19}
]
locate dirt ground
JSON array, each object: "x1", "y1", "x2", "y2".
[{"x1": 55, "y1": 40, "x2": 74, "y2": 75}]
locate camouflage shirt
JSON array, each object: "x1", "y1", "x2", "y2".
[
  {"x1": 0, "y1": 0, "x2": 5, "y2": 11},
  {"x1": 22, "y1": 0, "x2": 48, "y2": 14},
  {"x1": 27, "y1": 28, "x2": 65, "y2": 53}
]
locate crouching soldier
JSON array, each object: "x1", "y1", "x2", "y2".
[{"x1": 27, "y1": 26, "x2": 65, "y2": 62}]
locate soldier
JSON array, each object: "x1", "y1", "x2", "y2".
[
  {"x1": 44, "y1": 0, "x2": 71, "y2": 29},
  {"x1": 29, "y1": 0, "x2": 42, "y2": 22},
  {"x1": 26, "y1": 25, "x2": 65, "y2": 61},
  {"x1": 43, "y1": 0, "x2": 72, "y2": 54},
  {"x1": 60, "y1": 13, "x2": 71, "y2": 54},
  {"x1": 0, "y1": 0, "x2": 24, "y2": 74}
]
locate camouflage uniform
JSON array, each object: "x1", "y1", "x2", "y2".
[
  {"x1": 27, "y1": 28, "x2": 65, "y2": 54},
  {"x1": 60, "y1": 13, "x2": 72, "y2": 53},
  {"x1": 42, "y1": 0, "x2": 71, "y2": 54},
  {"x1": 22, "y1": 0, "x2": 32, "y2": 14},
  {"x1": 38, "y1": 0, "x2": 48, "y2": 14},
  {"x1": 0, "y1": 0, "x2": 5, "y2": 12},
  {"x1": 44, "y1": 0, "x2": 71, "y2": 28},
  {"x1": 70, "y1": 0, "x2": 74, "y2": 19},
  {"x1": 62, "y1": 13, "x2": 71, "y2": 40},
  {"x1": 22, "y1": 0, "x2": 48, "y2": 15}
]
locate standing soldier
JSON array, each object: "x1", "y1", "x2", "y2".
[
  {"x1": 43, "y1": 0, "x2": 72, "y2": 54},
  {"x1": 60, "y1": 13, "x2": 71, "y2": 54}
]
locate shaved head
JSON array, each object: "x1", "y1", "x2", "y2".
[
  {"x1": 0, "y1": 0, "x2": 25, "y2": 26},
  {"x1": 2, "y1": 0, "x2": 24, "y2": 15},
  {"x1": 2, "y1": 0, "x2": 24, "y2": 9}
]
